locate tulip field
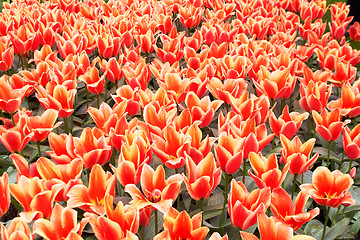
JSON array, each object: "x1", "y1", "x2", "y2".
[{"x1": 2, "y1": 0, "x2": 360, "y2": 239}]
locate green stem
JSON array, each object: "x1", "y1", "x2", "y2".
[
  {"x1": 37, "y1": 141, "x2": 41, "y2": 159},
  {"x1": 104, "y1": 80, "x2": 108, "y2": 103},
  {"x1": 239, "y1": 229, "x2": 242, "y2": 240},
  {"x1": 307, "y1": 117, "x2": 311, "y2": 139},
  {"x1": 339, "y1": 150, "x2": 345, "y2": 169},
  {"x1": 292, "y1": 174, "x2": 297, "y2": 200},
  {"x1": 70, "y1": 115, "x2": 73, "y2": 134},
  {"x1": 97, "y1": 94, "x2": 100, "y2": 109},
  {"x1": 86, "y1": 90, "x2": 89, "y2": 121},
  {"x1": 142, "y1": 226, "x2": 145, "y2": 240},
  {"x1": 10, "y1": 112, "x2": 15, "y2": 126},
  {"x1": 331, "y1": 207, "x2": 341, "y2": 227},
  {"x1": 326, "y1": 141, "x2": 331, "y2": 169},
  {"x1": 289, "y1": 95, "x2": 292, "y2": 111},
  {"x1": 281, "y1": 98, "x2": 285, "y2": 112},
  {"x1": 219, "y1": 173, "x2": 231, "y2": 226},
  {"x1": 321, "y1": 206, "x2": 329, "y2": 240},
  {"x1": 64, "y1": 117, "x2": 69, "y2": 134},
  {"x1": 348, "y1": 158, "x2": 353, "y2": 174},
  {"x1": 154, "y1": 209, "x2": 158, "y2": 235},
  {"x1": 242, "y1": 158, "x2": 246, "y2": 183}
]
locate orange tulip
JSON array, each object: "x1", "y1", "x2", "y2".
[
  {"x1": 26, "y1": 109, "x2": 61, "y2": 143},
  {"x1": 98, "y1": 57, "x2": 123, "y2": 83},
  {"x1": 96, "y1": 33, "x2": 121, "y2": 59},
  {"x1": 228, "y1": 179, "x2": 271, "y2": 230},
  {"x1": 36, "y1": 84, "x2": 76, "y2": 119},
  {"x1": 73, "y1": 127, "x2": 112, "y2": 169},
  {"x1": 300, "y1": 166, "x2": 355, "y2": 207},
  {"x1": 269, "y1": 105, "x2": 309, "y2": 139},
  {"x1": 214, "y1": 131, "x2": 244, "y2": 174},
  {"x1": 280, "y1": 135, "x2": 319, "y2": 175},
  {"x1": 253, "y1": 66, "x2": 296, "y2": 100},
  {"x1": 111, "y1": 85, "x2": 141, "y2": 116},
  {"x1": 33, "y1": 203, "x2": 86, "y2": 240},
  {"x1": 208, "y1": 77, "x2": 247, "y2": 104},
  {"x1": 330, "y1": 60, "x2": 356, "y2": 87},
  {"x1": 0, "y1": 172, "x2": 10, "y2": 218},
  {"x1": 240, "y1": 212, "x2": 293, "y2": 240},
  {"x1": 10, "y1": 153, "x2": 39, "y2": 180},
  {"x1": 184, "y1": 152, "x2": 222, "y2": 201},
  {"x1": 271, "y1": 187, "x2": 320, "y2": 231},
  {"x1": 299, "y1": 81, "x2": 332, "y2": 113},
  {"x1": 112, "y1": 129, "x2": 152, "y2": 186},
  {"x1": 312, "y1": 109, "x2": 349, "y2": 142},
  {"x1": 1, "y1": 217, "x2": 34, "y2": 240},
  {"x1": 0, "y1": 75, "x2": 28, "y2": 114},
  {"x1": 249, "y1": 152, "x2": 290, "y2": 190},
  {"x1": 67, "y1": 164, "x2": 116, "y2": 215},
  {"x1": 342, "y1": 124, "x2": 360, "y2": 160},
  {"x1": 47, "y1": 132, "x2": 78, "y2": 164},
  {"x1": 0, "y1": 37, "x2": 14, "y2": 71},
  {"x1": 185, "y1": 91, "x2": 222, "y2": 128},
  {"x1": 9, "y1": 176, "x2": 60, "y2": 221},
  {"x1": 152, "y1": 125, "x2": 191, "y2": 169},
  {"x1": 125, "y1": 164, "x2": 182, "y2": 213},
  {"x1": 328, "y1": 83, "x2": 360, "y2": 118},
  {"x1": 154, "y1": 207, "x2": 209, "y2": 240},
  {"x1": 349, "y1": 22, "x2": 360, "y2": 41},
  {"x1": 209, "y1": 233, "x2": 228, "y2": 240},
  {"x1": 154, "y1": 35, "x2": 184, "y2": 65},
  {"x1": 179, "y1": 4, "x2": 204, "y2": 29},
  {"x1": 78, "y1": 66, "x2": 105, "y2": 95}
]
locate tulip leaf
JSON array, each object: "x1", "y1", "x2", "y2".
[
  {"x1": 343, "y1": 205, "x2": 360, "y2": 214},
  {"x1": 350, "y1": 215, "x2": 360, "y2": 236},
  {"x1": 322, "y1": 217, "x2": 351, "y2": 240},
  {"x1": 304, "y1": 219, "x2": 323, "y2": 237}
]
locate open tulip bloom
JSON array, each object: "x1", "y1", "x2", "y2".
[{"x1": 0, "y1": 0, "x2": 360, "y2": 239}]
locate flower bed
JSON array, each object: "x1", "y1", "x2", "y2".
[{"x1": 0, "y1": 0, "x2": 360, "y2": 239}]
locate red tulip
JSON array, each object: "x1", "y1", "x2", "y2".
[{"x1": 0, "y1": 173, "x2": 10, "y2": 218}]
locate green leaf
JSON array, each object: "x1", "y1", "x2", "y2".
[
  {"x1": 304, "y1": 219, "x2": 323, "y2": 237},
  {"x1": 323, "y1": 217, "x2": 350, "y2": 240}
]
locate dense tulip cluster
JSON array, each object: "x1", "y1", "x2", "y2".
[{"x1": 0, "y1": 0, "x2": 359, "y2": 239}]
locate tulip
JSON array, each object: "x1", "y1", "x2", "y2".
[
  {"x1": 228, "y1": 179, "x2": 271, "y2": 230},
  {"x1": 36, "y1": 84, "x2": 76, "y2": 119},
  {"x1": 280, "y1": 135, "x2": 319, "y2": 175},
  {"x1": 154, "y1": 35, "x2": 184, "y2": 65},
  {"x1": 78, "y1": 66, "x2": 105, "y2": 96},
  {"x1": 342, "y1": 124, "x2": 360, "y2": 160},
  {"x1": 299, "y1": 81, "x2": 332, "y2": 113},
  {"x1": 240, "y1": 212, "x2": 293, "y2": 240},
  {"x1": 253, "y1": 66, "x2": 296, "y2": 100},
  {"x1": 249, "y1": 152, "x2": 290, "y2": 190},
  {"x1": 125, "y1": 164, "x2": 182, "y2": 213},
  {"x1": 73, "y1": 127, "x2": 112, "y2": 169},
  {"x1": 183, "y1": 152, "x2": 222, "y2": 201},
  {"x1": 179, "y1": 4, "x2": 204, "y2": 29},
  {"x1": 349, "y1": 22, "x2": 360, "y2": 41},
  {"x1": 9, "y1": 176, "x2": 60, "y2": 222},
  {"x1": 111, "y1": 85, "x2": 141, "y2": 116},
  {"x1": 0, "y1": 173, "x2": 10, "y2": 218},
  {"x1": 33, "y1": 203, "x2": 86, "y2": 240},
  {"x1": 271, "y1": 187, "x2": 320, "y2": 231},
  {"x1": 67, "y1": 164, "x2": 116, "y2": 215},
  {"x1": 96, "y1": 33, "x2": 121, "y2": 59},
  {"x1": 10, "y1": 153, "x2": 39, "y2": 180},
  {"x1": 269, "y1": 105, "x2": 309, "y2": 139},
  {"x1": 122, "y1": 59, "x2": 151, "y2": 91},
  {"x1": 154, "y1": 208, "x2": 209, "y2": 240},
  {"x1": 328, "y1": 83, "x2": 360, "y2": 118},
  {"x1": 47, "y1": 132, "x2": 78, "y2": 164},
  {"x1": 98, "y1": 57, "x2": 123, "y2": 83},
  {"x1": 0, "y1": 39, "x2": 13, "y2": 71},
  {"x1": 300, "y1": 166, "x2": 355, "y2": 208},
  {"x1": 330, "y1": 60, "x2": 357, "y2": 87},
  {"x1": 0, "y1": 75, "x2": 28, "y2": 114},
  {"x1": 185, "y1": 91, "x2": 223, "y2": 128},
  {"x1": 1, "y1": 218, "x2": 34, "y2": 240},
  {"x1": 312, "y1": 109, "x2": 349, "y2": 142},
  {"x1": 208, "y1": 77, "x2": 247, "y2": 104},
  {"x1": 214, "y1": 131, "x2": 244, "y2": 175}
]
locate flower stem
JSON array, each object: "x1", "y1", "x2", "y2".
[
  {"x1": 239, "y1": 229, "x2": 242, "y2": 240},
  {"x1": 37, "y1": 141, "x2": 41, "y2": 159},
  {"x1": 97, "y1": 94, "x2": 100, "y2": 109},
  {"x1": 154, "y1": 209, "x2": 158, "y2": 235},
  {"x1": 10, "y1": 112, "x2": 15, "y2": 126},
  {"x1": 219, "y1": 173, "x2": 231, "y2": 226},
  {"x1": 64, "y1": 117, "x2": 69, "y2": 134},
  {"x1": 348, "y1": 158, "x2": 353, "y2": 174},
  {"x1": 242, "y1": 159, "x2": 246, "y2": 183},
  {"x1": 321, "y1": 206, "x2": 329, "y2": 240},
  {"x1": 326, "y1": 141, "x2": 331, "y2": 169},
  {"x1": 292, "y1": 174, "x2": 297, "y2": 200}
]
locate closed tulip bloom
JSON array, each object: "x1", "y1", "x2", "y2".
[
  {"x1": 0, "y1": 75, "x2": 28, "y2": 114},
  {"x1": 0, "y1": 173, "x2": 10, "y2": 218},
  {"x1": 240, "y1": 212, "x2": 293, "y2": 240},
  {"x1": 228, "y1": 179, "x2": 271, "y2": 230},
  {"x1": 249, "y1": 152, "x2": 290, "y2": 190},
  {"x1": 299, "y1": 81, "x2": 332, "y2": 113},
  {"x1": 328, "y1": 83, "x2": 360, "y2": 118},
  {"x1": 271, "y1": 187, "x2": 320, "y2": 231},
  {"x1": 214, "y1": 131, "x2": 244, "y2": 174},
  {"x1": 154, "y1": 208, "x2": 209, "y2": 240},
  {"x1": 269, "y1": 105, "x2": 309, "y2": 139},
  {"x1": 300, "y1": 166, "x2": 355, "y2": 207},
  {"x1": 312, "y1": 109, "x2": 349, "y2": 142},
  {"x1": 73, "y1": 127, "x2": 112, "y2": 169},
  {"x1": 343, "y1": 124, "x2": 360, "y2": 159},
  {"x1": 184, "y1": 152, "x2": 222, "y2": 201},
  {"x1": 280, "y1": 135, "x2": 319, "y2": 175}
]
